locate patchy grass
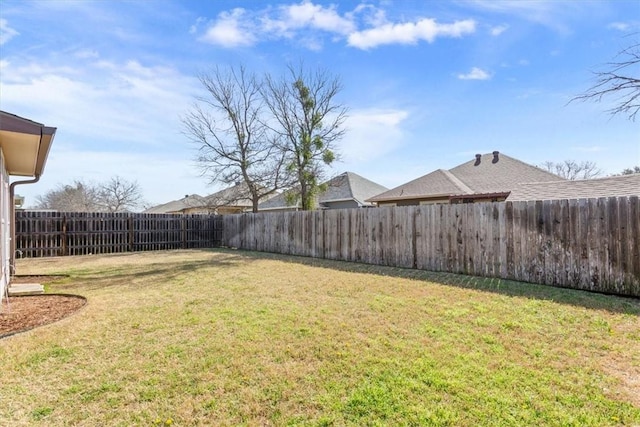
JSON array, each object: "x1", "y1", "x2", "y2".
[{"x1": 1, "y1": 248, "x2": 639, "y2": 426}]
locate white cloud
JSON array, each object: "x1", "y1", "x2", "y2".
[
  {"x1": 348, "y1": 18, "x2": 476, "y2": 49},
  {"x1": 608, "y1": 22, "x2": 629, "y2": 32},
  {"x1": 195, "y1": 2, "x2": 476, "y2": 50},
  {"x1": 0, "y1": 18, "x2": 19, "y2": 45},
  {"x1": 280, "y1": 1, "x2": 355, "y2": 35},
  {"x1": 190, "y1": 17, "x2": 206, "y2": 35},
  {"x1": 607, "y1": 21, "x2": 640, "y2": 32},
  {"x1": 200, "y1": 8, "x2": 256, "y2": 47},
  {"x1": 339, "y1": 109, "x2": 409, "y2": 163},
  {"x1": 0, "y1": 57, "x2": 200, "y2": 169},
  {"x1": 467, "y1": 0, "x2": 554, "y2": 15},
  {"x1": 572, "y1": 145, "x2": 605, "y2": 153},
  {"x1": 490, "y1": 24, "x2": 509, "y2": 36},
  {"x1": 74, "y1": 48, "x2": 100, "y2": 59},
  {"x1": 1, "y1": 51, "x2": 220, "y2": 206},
  {"x1": 458, "y1": 67, "x2": 491, "y2": 80},
  {"x1": 352, "y1": 4, "x2": 387, "y2": 27},
  {"x1": 1, "y1": 58, "x2": 208, "y2": 206},
  {"x1": 27, "y1": 148, "x2": 210, "y2": 207},
  {"x1": 1, "y1": 62, "x2": 81, "y2": 85},
  {"x1": 259, "y1": 1, "x2": 356, "y2": 49},
  {"x1": 465, "y1": 0, "x2": 607, "y2": 34}
]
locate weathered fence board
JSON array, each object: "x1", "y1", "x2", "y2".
[
  {"x1": 222, "y1": 197, "x2": 640, "y2": 297},
  {"x1": 15, "y1": 197, "x2": 640, "y2": 297},
  {"x1": 16, "y1": 211, "x2": 223, "y2": 257}
]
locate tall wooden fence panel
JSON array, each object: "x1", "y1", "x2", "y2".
[
  {"x1": 15, "y1": 198, "x2": 640, "y2": 297},
  {"x1": 223, "y1": 197, "x2": 640, "y2": 297},
  {"x1": 15, "y1": 211, "x2": 223, "y2": 257}
]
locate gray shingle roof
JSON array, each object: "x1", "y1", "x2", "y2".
[
  {"x1": 258, "y1": 171, "x2": 388, "y2": 210},
  {"x1": 143, "y1": 194, "x2": 206, "y2": 213},
  {"x1": 144, "y1": 183, "x2": 255, "y2": 214},
  {"x1": 368, "y1": 169, "x2": 473, "y2": 202},
  {"x1": 257, "y1": 191, "x2": 295, "y2": 210},
  {"x1": 449, "y1": 152, "x2": 563, "y2": 193},
  {"x1": 204, "y1": 183, "x2": 253, "y2": 208},
  {"x1": 507, "y1": 173, "x2": 640, "y2": 201},
  {"x1": 321, "y1": 172, "x2": 389, "y2": 205},
  {"x1": 368, "y1": 151, "x2": 564, "y2": 202}
]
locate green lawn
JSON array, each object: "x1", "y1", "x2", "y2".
[{"x1": 2, "y1": 249, "x2": 639, "y2": 426}]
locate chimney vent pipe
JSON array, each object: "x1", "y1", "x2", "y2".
[
  {"x1": 474, "y1": 154, "x2": 481, "y2": 166},
  {"x1": 492, "y1": 151, "x2": 499, "y2": 163}
]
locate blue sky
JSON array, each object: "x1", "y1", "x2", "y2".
[{"x1": 1, "y1": 0, "x2": 639, "y2": 207}]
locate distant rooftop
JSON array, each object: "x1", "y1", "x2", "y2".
[
  {"x1": 368, "y1": 151, "x2": 564, "y2": 203},
  {"x1": 507, "y1": 173, "x2": 640, "y2": 201},
  {"x1": 143, "y1": 194, "x2": 206, "y2": 214},
  {"x1": 259, "y1": 171, "x2": 388, "y2": 210}
]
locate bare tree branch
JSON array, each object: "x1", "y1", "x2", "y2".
[
  {"x1": 32, "y1": 177, "x2": 143, "y2": 212},
  {"x1": 263, "y1": 63, "x2": 347, "y2": 210},
  {"x1": 615, "y1": 165, "x2": 640, "y2": 175},
  {"x1": 98, "y1": 176, "x2": 143, "y2": 212},
  {"x1": 571, "y1": 40, "x2": 640, "y2": 121},
  {"x1": 183, "y1": 65, "x2": 291, "y2": 212},
  {"x1": 540, "y1": 160, "x2": 603, "y2": 180}
]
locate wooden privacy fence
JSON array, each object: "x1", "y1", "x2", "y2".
[
  {"x1": 223, "y1": 197, "x2": 640, "y2": 297},
  {"x1": 15, "y1": 211, "x2": 223, "y2": 257}
]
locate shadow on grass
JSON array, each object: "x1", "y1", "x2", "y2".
[
  {"x1": 38, "y1": 248, "x2": 639, "y2": 315},
  {"x1": 223, "y1": 248, "x2": 640, "y2": 316},
  {"x1": 48, "y1": 250, "x2": 254, "y2": 291}
]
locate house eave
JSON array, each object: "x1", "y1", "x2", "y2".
[
  {"x1": 0, "y1": 111, "x2": 56, "y2": 177},
  {"x1": 367, "y1": 193, "x2": 452, "y2": 203},
  {"x1": 449, "y1": 191, "x2": 511, "y2": 201}
]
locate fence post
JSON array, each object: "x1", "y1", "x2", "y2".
[
  {"x1": 412, "y1": 207, "x2": 418, "y2": 269},
  {"x1": 128, "y1": 216, "x2": 134, "y2": 252},
  {"x1": 61, "y1": 214, "x2": 68, "y2": 256},
  {"x1": 182, "y1": 217, "x2": 187, "y2": 249}
]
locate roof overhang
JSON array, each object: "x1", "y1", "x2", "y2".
[
  {"x1": 366, "y1": 193, "x2": 453, "y2": 203},
  {"x1": 448, "y1": 191, "x2": 510, "y2": 202},
  {"x1": 0, "y1": 111, "x2": 56, "y2": 177}
]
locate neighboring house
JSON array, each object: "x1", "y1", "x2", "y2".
[
  {"x1": 204, "y1": 183, "x2": 254, "y2": 214},
  {"x1": 144, "y1": 183, "x2": 255, "y2": 215},
  {"x1": 507, "y1": 173, "x2": 640, "y2": 201},
  {"x1": 0, "y1": 111, "x2": 56, "y2": 305},
  {"x1": 144, "y1": 194, "x2": 210, "y2": 214},
  {"x1": 367, "y1": 151, "x2": 564, "y2": 206},
  {"x1": 259, "y1": 171, "x2": 388, "y2": 212}
]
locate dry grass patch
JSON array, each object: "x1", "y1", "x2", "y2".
[{"x1": 1, "y1": 249, "x2": 639, "y2": 426}]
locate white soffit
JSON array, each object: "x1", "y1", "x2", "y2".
[{"x1": 0, "y1": 130, "x2": 41, "y2": 176}]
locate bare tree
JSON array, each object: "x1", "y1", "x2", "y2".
[
  {"x1": 540, "y1": 160, "x2": 603, "y2": 180},
  {"x1": 34, "y1": 180, "x2": 101, "y2": 211},
  {"x1": 571, "y1": 40, "x2": 640, "y2": 121},
  {"x1": 617, "y1": 165, "x2": 640, "y2": 175},
  {"x1": 264, "y1": 64, "x2": 347, "y2": 210},
  {"x1": 33, "y1": 177, "x2": 144, "y2": 212},
  {"x1": 182, "y1": 66, "x2": 290, "y2": 213},
  {"x1": 98, "y1": 176, "x2": 143, "y2": 212}
]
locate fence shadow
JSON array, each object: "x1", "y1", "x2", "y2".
[
  {"x1": 39, "y1": 250, "x2": 255, "y2": 292},
  {"x1": 227, "y1": 249, "x2": 640, "y2": 316}
]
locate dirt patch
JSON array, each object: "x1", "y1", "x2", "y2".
[{"x1": 1, "y1": 294, "x2": 86, "y2": 338}]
